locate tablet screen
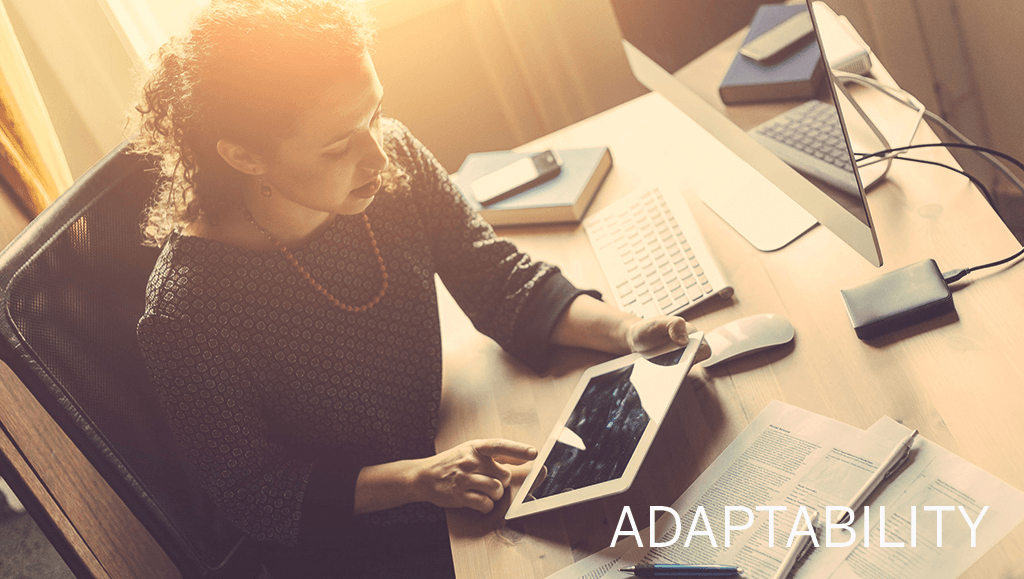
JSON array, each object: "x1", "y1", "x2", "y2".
[{"x1": 507, "y1": 334, "x2": 702, "y2": 519}]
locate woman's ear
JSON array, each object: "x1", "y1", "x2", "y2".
[{"x1": 216, "y1": 139, "x2": 265, "y2": 176}]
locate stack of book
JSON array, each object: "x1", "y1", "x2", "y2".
[
  {"x1": 719, "y1": 3, "x2": 872, "y2": 105},
  {"x1": 719, "y1": 4, "x2": 825, "y2": 105},
  {"x1": 454, "y1": 147, "x2": 612, "y2": 226}
]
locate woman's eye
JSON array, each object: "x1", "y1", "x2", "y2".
[
  {"x1": 326, "y1": 109, "x2": 382, "y2": 159},
  {"x1": 325, "y1": 145, "x2": 349, "y2": 159}
]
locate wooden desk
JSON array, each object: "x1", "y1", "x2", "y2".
[{"x1": 438, "y1": 30, "x2": 1024, "y2": 579}]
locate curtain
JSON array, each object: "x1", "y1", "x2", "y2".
[
  {"x1": 462, "y1": 0, "x2": 643, "y2": 138},
  {"x1": 0, "y1": 0, "x2": 72, "y2": 216}
]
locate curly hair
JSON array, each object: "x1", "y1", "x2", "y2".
[{"x1": 132, "y1": 0, "x2": 407, "y2": 246}]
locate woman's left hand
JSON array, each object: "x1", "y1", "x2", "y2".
[{"x1": 624, "y1": 315, "x2": 712, "y2": 362}]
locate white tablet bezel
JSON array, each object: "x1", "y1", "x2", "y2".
[{"x1": 505, "y1": 332, "x2": 704, "y2": 520}]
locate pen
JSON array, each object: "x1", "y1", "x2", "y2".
[
  {"x1": 771, "y1": 510, "x2": 818, "y2": 579},
  {"x1": 836, "y1": 430, "x2": 918, "y2": 525},
  {"x1": 619, "y1": 564, "x2": 741, "y2": 577}
]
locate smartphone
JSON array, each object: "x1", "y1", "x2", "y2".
[{"x1": 470, "y1": 150, "x2": 562, "y2": 205}]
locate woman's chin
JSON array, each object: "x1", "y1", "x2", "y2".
[{"x1": 336, "y1": 194, "x2": 376, "y2": 214}]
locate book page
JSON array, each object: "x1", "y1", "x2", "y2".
[
  {"x1": 800, "y1": 417, "x2": 1024, "y2": 579},
  {"x1": 548, "y1": 401, "x2": 907, "y2": 579}
]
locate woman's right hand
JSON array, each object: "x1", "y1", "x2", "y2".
[{"x1": 410, "y1": 439, "x2": 537, "y2": 514}]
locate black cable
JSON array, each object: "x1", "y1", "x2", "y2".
[
  {"x1": 885, "y1": 156, "x2": 996, "y2": 213},
  {"x1": 856, "y1": 143, "x2": 1024, "y2": 175},
  {"x1": 859, "y1": 144, "x2": 1024, "y2": 283},
  {"x1": 856, "y1": 143, "x2": 1024, "y2": 213},
  {"x1": 921, "y1": 110, "x2": 1024, "y2": 199},
  {"x1": 942, "y1": 246, "x2": 1024, "y2": 284}
]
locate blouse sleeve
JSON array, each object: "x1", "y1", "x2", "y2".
[
  {"x1": 137, "y1": 313, "x2": 359, "y2": 547},
  {"x1": 386, "y1": 120, "x2": 599, "y2": 372}
]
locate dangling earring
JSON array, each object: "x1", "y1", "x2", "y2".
[{"x1": 259, "y1": 177, "x2": 273, "y2": 197}]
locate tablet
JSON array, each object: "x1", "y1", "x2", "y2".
[{"x1": 505, "y1": 332, "x2": 704, "y2": 520}]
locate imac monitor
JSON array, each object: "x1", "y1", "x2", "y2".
[{"x1": 610, "y1": 0, "x2": 905, "y2": 266}]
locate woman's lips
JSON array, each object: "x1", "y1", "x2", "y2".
[{"x1": 350, "y1": 174, "x2": 382, "y2": 199}]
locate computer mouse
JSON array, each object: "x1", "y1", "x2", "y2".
[{"x1": 701, "y1": 313, "x2": 795, "y2": 368}]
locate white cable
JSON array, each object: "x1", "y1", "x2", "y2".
[
  {"x1": 833, "y1": 72, "x2": 920, "y2": 110},
  {"x1": 833, "y1": 71, "x2": 1024, "y2": 200}
]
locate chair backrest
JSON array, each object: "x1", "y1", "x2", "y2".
[{"x1": 0, "y1": 143, "x2": 257, "y2": 578}]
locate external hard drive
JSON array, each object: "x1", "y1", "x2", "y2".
[{"x1": 840, "y1": 259, "x2": 954, "y2": 340}]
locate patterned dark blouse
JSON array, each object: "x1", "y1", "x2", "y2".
[{"x1": 137, "y1": 119, "x2": 591, "y2": 548}]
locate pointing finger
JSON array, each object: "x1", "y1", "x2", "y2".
[
  {"x1": 493, "y1": 455, "x2": 530, "y2": 466},
  {"x1": 473, "y1": 439, "x2": 537, "y2": 462}
]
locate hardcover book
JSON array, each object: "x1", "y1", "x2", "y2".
[
  {"x1": 454, "y1": 147, "x2": 612, "y2": 226},
  {"x1": 719, "y1": 4, "x2": 825, "y2": 105}
]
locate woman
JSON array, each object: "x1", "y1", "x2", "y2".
[{"x1": 133, "y1": 1, "x2": 706, "y2": 577}]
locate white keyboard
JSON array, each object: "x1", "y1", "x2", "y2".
[{"x1": 583, "y1": 184, "x2": 732, "y2": 319}]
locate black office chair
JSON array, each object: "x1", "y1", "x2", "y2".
[{"x1": 0, "y1": 143, "x2": 262, "y2": 578}]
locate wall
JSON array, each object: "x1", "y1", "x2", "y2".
[
  {"x1": 369, "y1": 0, "x2": 644, "y2": 171},
  {"x1": 611, "y1": 0, "x2": 778, "y2": 74},
  {"x1": 99, "y1": 0, "x2": 204, "y2": 59},
  {"x1": 825, "y1": 0, "x2": 1023, "y2": 231},
  {"x1": 4, "y1": 0, "x2": 643, "y2": 178},
  {"x1": 2, "y1": 0, "x2": 139, "y2": 179},
  {"x1": 954, "y1": 0, "x2": 1024, "y2": 185},
  {"x1": 8, "y1": 0, "x2": 1022, "y2": 214}
]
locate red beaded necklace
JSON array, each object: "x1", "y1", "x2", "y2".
[{"x1": 242, "y1": 206, "x2": 388, "y2": 313}]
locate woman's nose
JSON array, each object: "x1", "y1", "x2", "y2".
[{"x1": 360, "y1": 130, "x2": 389, "y2": 173}]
